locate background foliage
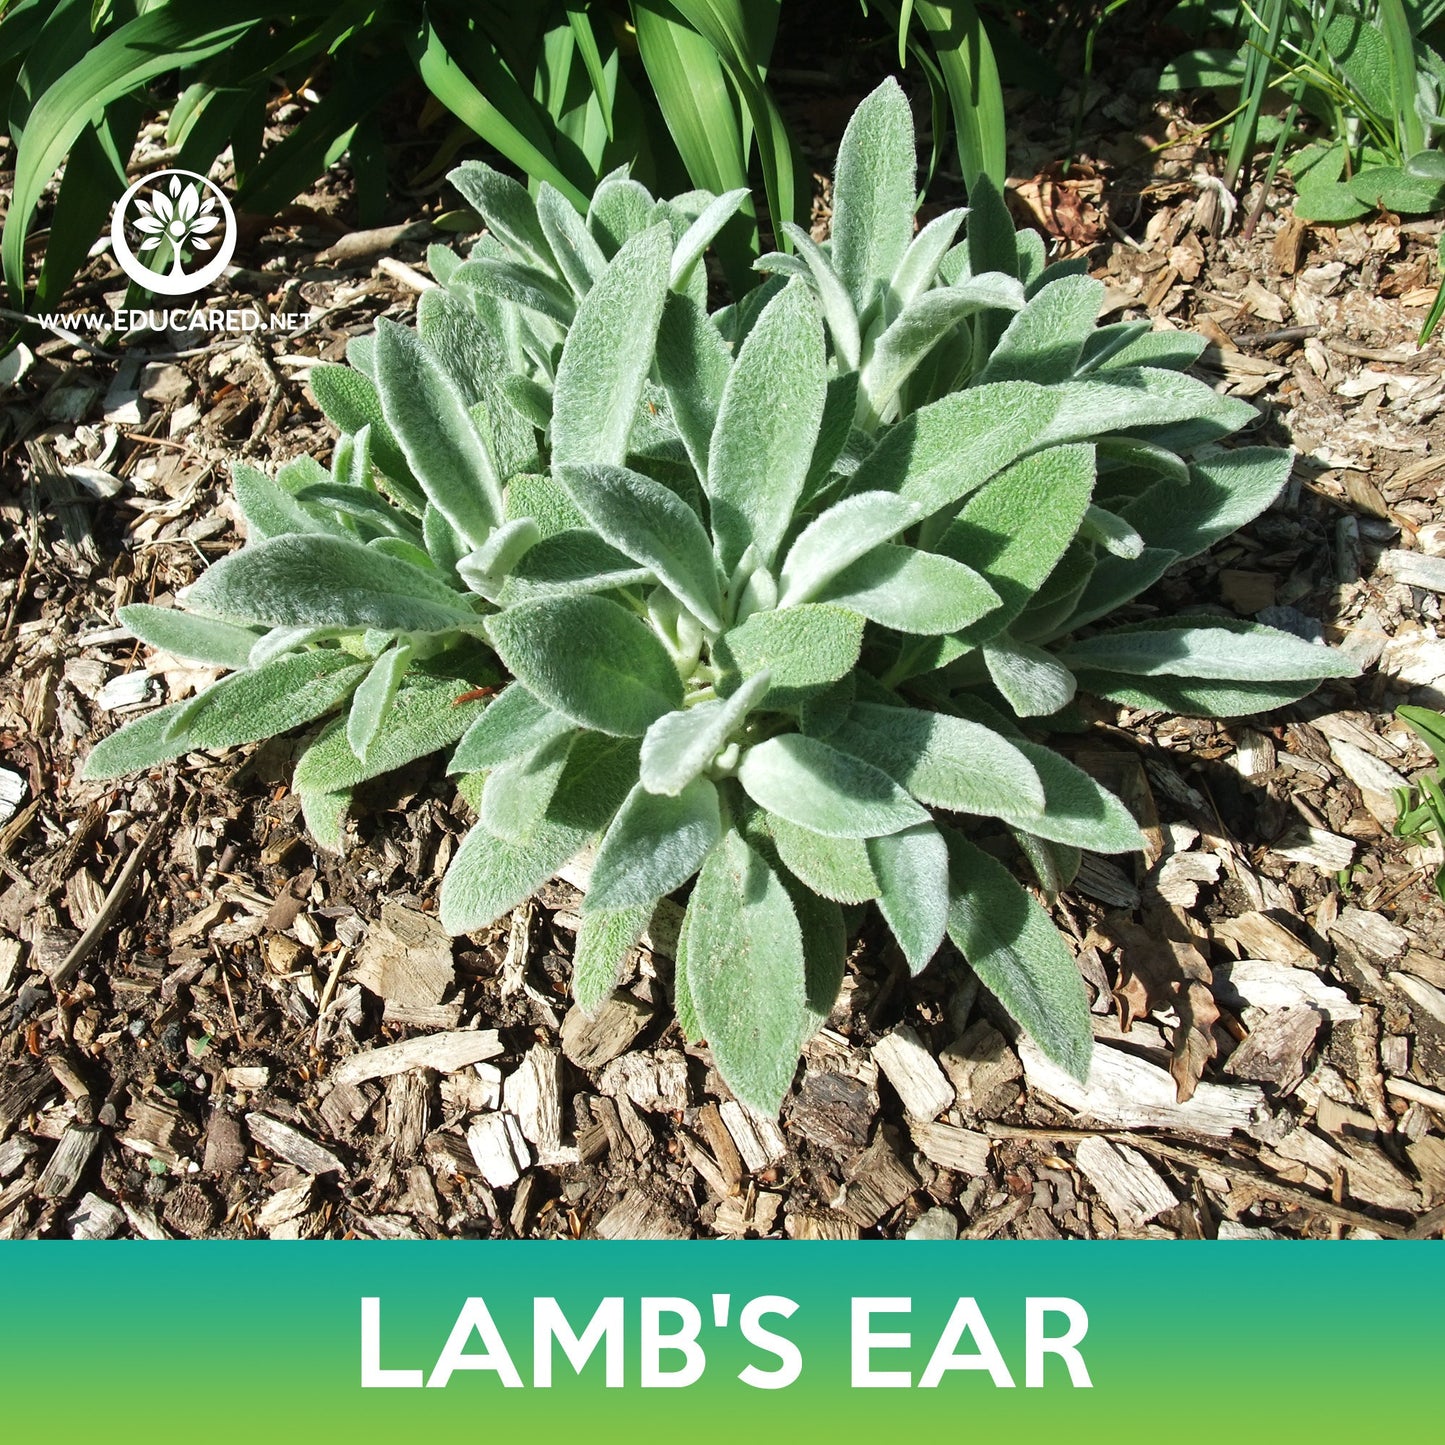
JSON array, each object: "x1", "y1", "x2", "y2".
[{"x1": 0, "y1": 0, "x2": 1004, "y2": 312}]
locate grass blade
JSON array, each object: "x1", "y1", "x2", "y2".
[
  {"x1": 912, "y1": 0, "x2": 1006, "y2": 191},
  {"x1": 3, "y1": 3, "x2": 265, "y2": 304},
  {"x1": 411, "y1": 18, "x2": 588, "y2": 210}
]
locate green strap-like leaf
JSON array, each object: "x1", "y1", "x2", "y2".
[
  {"x1": 859, "y1": 272, "x2": 1024, "y2": 423},
  {"x1": 817, "y1": 544, "x2": 1000, "y2": 635},
  {"x1": 450, "y1": 683, "x2": 575, "y2": 774},
  {"x1": 487, "y1": 594, "x2": 683, "y2": 737},
  {"x1": 684, "y1": 828, "x2": 810, "y2": 1116},
  {"x1": 293, "y1": 667, "x2": 497, "y2": 795},
  {"x1": 768, "y1": 814, "x2": 879, "y2": 903},
  {"x1": 776, "y1": 491, "x2": 919, "y2": 607},
  {"x1": 373, "y1": 320, "x2": 502, "y2": 549},
  {"x1": 639, "y1": 671, "x2": 770, "y2": 797},
  {"x1": 869, "y1": 822, "x2": 950, "y2": 974},
  {"x1": 713, "y1": 604, "x2": 864, "y2": 708},
  {"x1": 656, "y1": 292, "x2": 734, "y2": 481},
  {"x1": 346, "y1": 641, "x2": 412, "y2": 762},
  {"x1": 738, "y1": 733, "x2": 929, "y2": 839},
  {"x1": 846, "y1": 380, "x2": 1059, "y2": 519},
  {"x1": 707, "y1": 279, "x2": 827, "y2": 574},
  {"x1": 587, "y1": 777, "x2": 722, "y2": 910},
  {"x1": 829, "y1": 76, "x2": 917, "y2": 316},
  {"x1": 449, "y1": 161, "x2": 556, "y2": 276},
  {"x1": 938, "y1": 442, "x2": 1096, "y2": 642},
  {"x1": 187, "y1": 534, "x2": 478, "y2": 634},
  {"x1": 479, "y1": 732, "x2": 574, "y2": 843},
  {"x1": 551, "y1": 223, "x2": 673, "y2": 469},
  {"x1": 572, "y1": 903, "x2": 653, "y2": 1014},
  {"x1": 828, "y1": 701, "x2": 1044, "y2": 822},
  {"x1": 118, "y1": 605, "x2": 262, "y2": 668},
  {"x1": 977, "y1": 274, "x2": 1105, "y2": 386},
  {"x1": 943, "y1": 828, "x2": 1092, "y2": 1083},
  {"x1": 1058, "y1": 619, "x2": 1359, "y2": 683},
  {"x1": 983, "y1": 635, "x2": 1078, "y2": 717},
  {"x1": 558, "y1": 463, "x2": 724, "y2": 631}
]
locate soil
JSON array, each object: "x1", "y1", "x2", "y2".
[{"x1": 2, "y1": 21, "x2": 1444, "y2": 1241}]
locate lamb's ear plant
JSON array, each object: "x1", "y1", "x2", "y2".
[{"x1": 88, "y1": 81, "x2": 1356, "y2": 1118}]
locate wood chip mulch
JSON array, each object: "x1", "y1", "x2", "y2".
[{"x1": 2, "y1": 59, "x2": 1444, "y2": 1242}]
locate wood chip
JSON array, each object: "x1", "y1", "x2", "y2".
[
  {"x1": 872, "y1": 1026, "x2": 953, "y2": 1121},
  {"x1": 909, "y1": 1120, "x2": 991, "y2": 1175},
  {"x1": 842, "y1": 1129, "x2": 920, "y2": 1227},
  {"x1": 256, "y1": 1179, "x2": 314, "y2": 1232},
  {"x1": 714, "y1": 1188, "x2": 782, "y2": 1237},
  {"x1": 1389, "y1": 971, "x2": 1445, "y2": 1027},
  {"x1": 36, "y1": 1124, "x2": 100, "y2": 1199},
  {"x1": 1330, "y1": 907, "x2": 1409, "y2": 965},
  {"x1": 161, "y1": 1181, "x2": 217, "y2": 1237},
  {"x1": 1074, "y1": 1137, "x2": 1178, "y2": 1230},
  {"x1": 1263, "y1": 1127, "x2": 1420, "y2": 1213},
  {"x1": 1223, "y1": 1007, "x2": 1322, "y2": 1090},
  {"x1": 245, "y1": 1112, "x2": 346, "y2": 1176},
  {"x1": 719, "y1": 1100, "x2": 787, "y2": 1172},
  {"x1": 1377, "y1": 549, "x2": 1445, "y2": 592},
  {"x1": 1212, "y1": 912, "x2": 1318, "y2": 968},
  {"x1": 69, "y1": 1191, "x2": 125, "y2": 1240},
  {"x1": 1020, "y1": 1039, "x2": 1269, "y2": 1138},
  {"x1": 785, "y1": 1208, "x2": 860, "y2": 1240},
  {"x1": 1328, "y1": 739, "x2": 1407, "y2": 825},
  {"x1": 1407, "y1": 1136, "x2": 1445, "y2": 1207},
  {"x1": 594, "y1": 1189, "x2": 689, "y2": 1240},
  {"x1": 502, "y1": 1045, "x2": 567, "y2": 1161},
  {"x1": 381, "y1": 1000, "x2": 462, "y2": 1030},
  {"x1": 352, "y1": 901, "x2": 455, "y2": 1007},
  {"x1": 1272, "y1": 824, "x2": 1356, "y2": 872},
  {"x1": 329, "y1": 1029, "x2": 503, "y2": 1086},
  {"x1": 1214, "y1": 959, "x2": 1360, "y2": 1022},
  {"x1": 560, "y1": 995, "x2": 652, "y2": 1070},
  {"x1": 939, "y1": 1022, "x2": 1023, "y2": 1117},
  {"x1": 466, "y1": 1112, "x2": 531, "y2": 1189},
  {"x1": 598, "y1": 1049, "x2": 689, "y2": 1113}
]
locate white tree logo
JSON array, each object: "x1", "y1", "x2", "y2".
[{"x1": 110, "y1": 169, "x2": 238, "y2": 297}]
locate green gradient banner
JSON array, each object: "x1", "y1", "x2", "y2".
[{"x1": 1, "y1": 1242, "x2": 1438, "y2": 1441}]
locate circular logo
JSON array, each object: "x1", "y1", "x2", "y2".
[{"x1": 110, "y1": 169, "x2": 237, "y2": 297}]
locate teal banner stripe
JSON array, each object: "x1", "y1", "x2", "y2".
[{"x1": 2, "y1": 1241, "x2": 1439, "y2": 1442}]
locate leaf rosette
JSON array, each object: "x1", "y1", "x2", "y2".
[{"x1": 88, "y1": 81, "x2": 1355, "y2": 1115}]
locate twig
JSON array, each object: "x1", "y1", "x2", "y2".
[
  {"x1": 377, "y1": 257, "x2": 436, "y2": 293},
  {"x1": 1232, "y1": 324, "x2": 1318, "y2": 348},
  {"x1": 1385, "y1": 1076, "x2": 1445, "y2": 1115},
  {"x1": 49, "y1": 810, "x2": 169, "y2": 989},
  {"x1": 313, "y1": 947, "x2": 350, "y2": 1048},
  {"x1": 985, "y1": 1122, "x2": 1413, "y2": 1238}
]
